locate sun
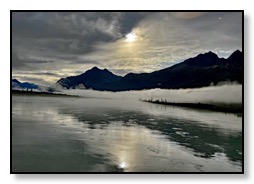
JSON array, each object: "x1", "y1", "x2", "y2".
[{"x1": 125, "y1": 32, "x2": 137, "y2": 42}]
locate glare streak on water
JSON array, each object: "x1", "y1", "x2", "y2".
[{"x1": 12, "y1": 95, "x2": 242, "y2": 172}]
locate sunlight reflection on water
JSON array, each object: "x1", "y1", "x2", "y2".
[{"x1": 12, "y1": 95, "x2": 242, "y2": 172}]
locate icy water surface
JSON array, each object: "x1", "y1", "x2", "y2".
[{"x1": 12, "y1": 95, "x2": 242, "y2": 172}]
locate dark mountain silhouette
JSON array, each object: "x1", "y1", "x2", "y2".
[
  {"x1": 56, "y1": 50, "x2": 243, "y2": 91},
  {"x1": 12, "y1": 79, "x2": 21, "y2": 84},
  {"x1": 12, "y1": 79, "x2": 39, "y2": 89},
  {"x1": 57, "y1": 66, "x2": 122, "y2": 89}
]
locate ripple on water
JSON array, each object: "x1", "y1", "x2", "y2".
[{"x1": 175, "y1": 131, "x2": 190, "y2": 137}]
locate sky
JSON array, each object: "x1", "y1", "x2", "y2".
[{"x1": 12, "y1": 12, "x2": 242, "y2": 85}]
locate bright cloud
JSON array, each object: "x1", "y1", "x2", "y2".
[{"x1": 12, "y1": 12, "x2": 242, "y2": 85}]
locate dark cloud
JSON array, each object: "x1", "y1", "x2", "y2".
[
  {"x1": 12, "y1": 51, "x2": 33, "y2": 70},
  {"x1": 12, "y1": 12, "x2": 150, "y2": 79},
  {"x1": 12, "y1": 12, "x2": 242, "y2": 85},
  {"x1": 12, "y1": 12, "x2": 147, "y2": 56},
  {"x1": 118, "y1": 12, "x2": 150, "y2": 34},
  {"x1": 27, "y1": 60, "x2": 54, "y2": 64},
  {"x1": 32, "y1": 72, "x2": 61, "y2": 77}
]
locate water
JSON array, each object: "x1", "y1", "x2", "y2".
[{"x1": 12, "y1": 95, "x2": 242, "y2": 172}]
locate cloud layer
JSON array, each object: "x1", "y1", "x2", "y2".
[{"x1": 12, "y1": 12, "x2": 242, "y2": 85}]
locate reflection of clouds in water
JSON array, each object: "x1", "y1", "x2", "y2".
[
  {"x1": 12, "y1": 95, "x2": 242, "y2": 172},
  {"x1": 55, "y1": 96, "x2": 242, "y2": 132},
  {"x1": 55, "y1": 101, "x2": 242, "y2": 170}
]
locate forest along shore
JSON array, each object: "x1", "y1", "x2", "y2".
[
  {"x1": 142, "y1": 99, "x2": 242, "y2": 115},
  {"x1": 12, "y1": 90, "x2": 79, "y2": 98}
]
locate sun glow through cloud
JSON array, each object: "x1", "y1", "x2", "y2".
[
  {"x1": 12, "y1": 12, "x2": 242, "y2": 85},
  {"x1": 125, "y1": 32, "x2": 137, "y2": 42}
]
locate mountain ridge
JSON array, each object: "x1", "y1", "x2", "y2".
[
  {"x1": 57, "y1": 66, "x2": 122, "y2": 89},
  {"x1": 12, "y1": 79, "x2": 39, "y2": 89},
  {"x1": 56, "y1": 50, "x2": 243, "y2": 91}
]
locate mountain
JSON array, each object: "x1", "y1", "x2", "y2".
[
  {"x1": 57, "y1": 66, "x2": 122, "y2": 89},
  {"x1": 12, "y1": 79, "x2": 21, "y2": 88},
  {"x1": 12, "y1": 79, "x2": 39, "y2": 89},
  {"x1": 56, "y1": 50, "x2": 243, "y2": 91}
]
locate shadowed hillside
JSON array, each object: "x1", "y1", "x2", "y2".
[{"x1": 56, "y1": 50, "x2": 243, "y2": 91}]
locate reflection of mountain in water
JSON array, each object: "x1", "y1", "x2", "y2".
[{"x1": 58, "y1": 106, "x2": 242, "y2": 164}]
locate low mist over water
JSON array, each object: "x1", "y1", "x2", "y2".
[
  {"x1": 63, "y1": 84, "x2": 242, "y2": 103},
  {"x1": 11, "y1": 11, "x2": 243, "y2": 173},
  {"x1": 12, "y1": 86, "x2": 242, "y2": 172}
]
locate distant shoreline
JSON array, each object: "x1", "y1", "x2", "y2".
[
  {"x1": 142, "y1": 100, "x2": 242, "y2": 115},
  {"x1": 12, "y1": 90, "x2": 79, "y2": 98}
]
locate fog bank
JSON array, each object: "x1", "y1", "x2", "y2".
[{"x1": 63, "y1": 84, "x2": 242, "y2": 104}]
